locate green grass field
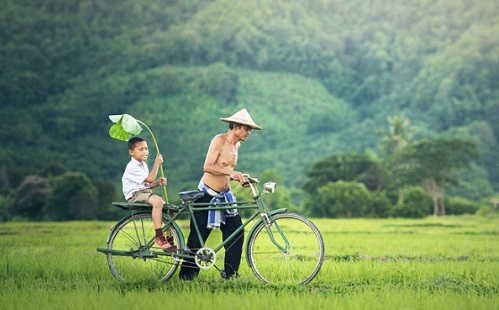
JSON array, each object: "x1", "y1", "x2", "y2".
[{"x1": 1, "y1": 215, "x2": 498, "y2": 310}]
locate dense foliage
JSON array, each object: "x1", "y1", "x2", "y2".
[{"x1": 1, "y1": 0, "x2": 498, "y2": 220}]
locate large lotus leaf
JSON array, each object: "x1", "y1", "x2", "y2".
[
  {"x1": 109, "y1": 123, "x2": 134, "y2": 141},
  {"x1": 108, "y1": 114, "x2": 143, "y2": 140}
]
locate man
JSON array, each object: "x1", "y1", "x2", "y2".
[{"x1": 179, "y1": 108, "x2": 262, "y2": 280}]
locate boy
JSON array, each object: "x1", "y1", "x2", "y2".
[{"x1": 122, "y1": 136, "x2": 176, "y2": 251}]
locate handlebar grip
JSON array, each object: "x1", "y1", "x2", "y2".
[
  {"x1": 241, "y1": 174, "x2": 259, "y2": 185},
  {"x1": 246, "y1": 177, "x2": 259, "y2": 184}
]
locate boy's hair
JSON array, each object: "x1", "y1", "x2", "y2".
[{"x1": 128, "y1": 137, "x2": 145, "y2": 150}]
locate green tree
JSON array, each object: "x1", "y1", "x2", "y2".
[
  {"x1": 445, "y1": 196, "x2": 481, "y2": 215},
  {"x1": 39, "y1": 162, "x2": 69, "y2": 178},
  {"x1": 8, "y1": 175, "x2": 50, "y2": 221},
  {"x1": 0, "y1": 191, "x2": 14, "y2": 222},
  {"x1": 203, "y1": 62, "x2": 239, "y2": 105},
  {"x1": 93, "y1": 180, "x2": 120, "y2": 220},
  {"x1": 388, "y1": 138, "x2": 479, "y2": 216},
  {"x1": 389, "y1": 186, "x2": 431, "y2": 218},
  {"x1": 378, "y1": 115, "x2": 414, "y2": 155},
  {"x1": 45, "y1": 172, "x2": 98, "y2": 220},
  {"x1": 303, "y1": 153, "x2": 384, "y2": 195},
  {"x1": 370, "y1": 191, "x2": 392, "y2": 218},
  {"x1": 316, "y1": 181, "x2": 372, "y2": 218},
  {"x1": 378, "y1": 115, "x2": 415, "y2": 205}
]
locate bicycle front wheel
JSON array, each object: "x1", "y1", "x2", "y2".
[
  {"x1": 106, "y1": 212, "x2": 181, "y2": 282},
  {"x1": 246, "y1": 213, "x2": 324, "y2": 285}
]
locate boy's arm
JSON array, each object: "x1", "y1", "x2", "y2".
[
  {"x1": 148, "y1": 177, "x2": 167, "y2": 188},
  {"x1": 144, "y1": 154, "x2": 163, "y2": 183}
]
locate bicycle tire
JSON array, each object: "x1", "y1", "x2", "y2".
[
  {"x1": 246, "y1": 213, "x2": 324, "y2": 285},
  {"x1": 106, "y1": 212, "x2": 181, "y2": 282}
]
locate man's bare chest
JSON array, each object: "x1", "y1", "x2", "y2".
[{"x1": 217, "y1": 144, "x2": 238, "y2": 167}]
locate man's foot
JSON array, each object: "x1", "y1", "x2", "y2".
[
  {"x1": 221, "y1": 271, "x2": 240, "y2": 280},
  {"x1": 155, "y1": 236, "x2": 177, "y2": 252},
  {"x1": 179, "y1": 274, "x2": 196, "y2": 281}
]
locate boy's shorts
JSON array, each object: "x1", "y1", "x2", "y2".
[{"x1": 128, "y1": 189, "x2": 153, "y2": 203}]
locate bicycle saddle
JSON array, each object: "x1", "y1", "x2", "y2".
[{"x1": 178, "y1": 190, "x2": 204, "y2": 202}]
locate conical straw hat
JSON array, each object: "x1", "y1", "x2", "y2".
[{"x1": 220, "y1": 108, "x2": 262, "y2": 130}]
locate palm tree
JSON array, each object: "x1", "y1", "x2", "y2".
[
  {"x1": 379, "y1": 115, "x2": 414, "y2": 155},
  {"x1": 379, "y1": 115, "x2": 415, "y2": 205}
]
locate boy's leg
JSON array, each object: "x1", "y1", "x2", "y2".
[
  {"x1": 149, "y1": 195, "x2": 164, "y2": 230},
  {"x1": 149, "y1": 195, "x2": 176, "y2": 251}
]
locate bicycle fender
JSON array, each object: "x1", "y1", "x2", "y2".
[{"x1": 244, "y1": 208, "x2": 287, "y2": 266}]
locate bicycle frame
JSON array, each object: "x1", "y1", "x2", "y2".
[
  {"x1": 97, "y1": 176, "x2": 324, "y2": 285},
  {"x1": 98, "y1": 179, "x2": 290, "y2": 262},
  {"x1": 163, "y1": 180, "x2": 290, "y2": 261},
  {"x1": 181, "y1": 201, "x2": 289, "y2": 256}
]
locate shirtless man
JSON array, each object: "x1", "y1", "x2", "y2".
[{"x1": 179, "y1": 108, "x2": 262, "y2": 280}]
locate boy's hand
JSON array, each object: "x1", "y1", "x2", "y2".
[
  {"x1": 154, "y1": 154, "x2": 164, "y2": 165},
  {"x1": 157, "y1": 177, "x2": 167, "y2": 186}
]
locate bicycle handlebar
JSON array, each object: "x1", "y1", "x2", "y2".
[{"x1": 242, "y1": 174, "x2": 259, "y2": 186}]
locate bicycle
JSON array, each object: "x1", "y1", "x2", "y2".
[{"x1": 97, "y1": 175, "x2": 325, "y2": 285}]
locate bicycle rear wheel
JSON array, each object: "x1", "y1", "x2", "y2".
[
  {"x1": 246, "y1": 213, "x2": 324, "y2": 285},
  {"x1": 106, "y1": 212, "x2": 181, "y2": 282}
]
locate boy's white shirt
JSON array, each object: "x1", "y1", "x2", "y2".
[{"x1": 122, "y1": 157, "x2": 150, "y2": 200}]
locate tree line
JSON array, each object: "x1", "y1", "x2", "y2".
[
  {"x1": 2, "y1": 115, "x2": 493, "y2": 221},
  {"x1": 1, "y1": 0, "x2": 499, "y2": 220}
]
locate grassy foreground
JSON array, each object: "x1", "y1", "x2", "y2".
[{"x1": 1, "y1": 215, "x2": 498, "y2": 310}]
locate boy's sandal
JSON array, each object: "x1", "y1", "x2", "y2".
[
  {"x1": 166, "y1": 236, "x2": 175, "y2": 245},
  {"x1": 156, "y1": 237, "x2": 178, "y2": 252}
]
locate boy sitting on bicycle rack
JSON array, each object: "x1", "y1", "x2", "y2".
[{"x1": 121, "y1": 136, "x2": 177, "y2": 252}]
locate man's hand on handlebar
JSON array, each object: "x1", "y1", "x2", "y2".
[
  {"x1": 230, "y1": 171, "x2": 246, "y2": 184},
  {"x1": 230, "y1": 172, "x2": 259, "y2": 187},
  {"x1": 242, "y1": 174, "x2": 259, "y2": 186}
]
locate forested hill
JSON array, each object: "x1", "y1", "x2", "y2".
[{"x1": 1, "y1": 0, "x2": 499, "y2": 197}]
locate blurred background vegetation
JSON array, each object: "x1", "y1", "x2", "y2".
[{"x1": 1, "y1": 0, "x2": 498, "y2": 221}]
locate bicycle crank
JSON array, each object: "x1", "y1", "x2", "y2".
[{"x1": 195, "y1": 247, "x2": 217, "y2": 269}]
